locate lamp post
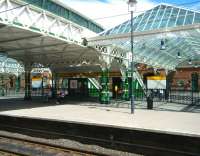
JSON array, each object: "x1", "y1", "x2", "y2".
[{"x1": 127, "y1": 0, "x2": 137, "y2": 114}]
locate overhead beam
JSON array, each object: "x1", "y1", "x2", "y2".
[
  {"x1": 8, "y1": 48, "x2": 89, "y2": 56},
  {"x1": 0, "y1": 35, "x2": 42, "y2": 44},
  {"x1": 0, "y1": 24, "x2": 6, "y2": 30},
  {"x1": 6, "y1": 43, "x2": 68, "y2": 52},
  {"x1": 89, "y1": 24, "x2": 200, "y2": 43}
]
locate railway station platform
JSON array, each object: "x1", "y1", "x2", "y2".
[
  {"x1": 0, "y1": 98, "x2": 200, "y2": 155},
  {"x1": 0, "y1": 98, "x2": 200, "y2": 137}
]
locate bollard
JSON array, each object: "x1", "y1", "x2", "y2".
[
  {"x1": 147, "y1": 96, "x2": 153, "y2": 109},
  {"x1": 147, "y1": 90, "x2": 153, "y2": 109}
]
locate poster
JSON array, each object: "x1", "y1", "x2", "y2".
[
  {"x1": 70, "y1": 80, "x2": 77, "y2": 89},
  {"x1": 147, "y1": 76, "x2": 166, "y2": 89}
]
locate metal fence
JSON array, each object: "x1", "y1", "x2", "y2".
[
  {"x1": 1, "y1": 87, "x2": 200, "y2": 105},
  {"x1": 132, "y1": 89, "x2": 200, "y2": 105}
]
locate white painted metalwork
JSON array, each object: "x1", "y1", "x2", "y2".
[
  {"x1": 166, "y1": 7, "x2": 174, "y2": 28},
  {"x1": 0, "y1": 0, "x2": 105, "y2": 74},
  {"x1": 0, "y1": 56, "x2": 23, "y2": 76},
  {"x1": 150, "y1": 5, "x2": 164, "y2": 30},
  {"x1": 142, "y1": 6, "x2": 156, "y2": 31},
  {"x1": 88, "y1": 78, "x2": 101, "y2": 90},
  {"x1": 0, "y1": 0, "x2": 85, "y2": 44},
  {"x1": 89, "y1": 4, "x2": 200, "y2": 71},
  {"x1": 135, "y1": 10, "x2": 147, "y2": 31}
]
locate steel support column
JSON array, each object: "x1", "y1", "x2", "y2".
[
  {"x1": 15, "y1": 76, "x2": 20, "y2": 93},
  {"x1": 100, "y1": 68, "x2": 110, "y2": 104},
  {"x1": 51, "y1": 72, "x2": 57, "y2": 98},
  {"x1": 24, "y1": 66, "x2": 32, "y2": 100},
  {"x1": 122, "y1": 71, "x2": 130, "y2": 101},
  {"x1": 0, "y1": 75, "x2": 4, "y2": 96}
]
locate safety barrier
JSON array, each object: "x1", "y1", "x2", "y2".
[{"x1": 132, "y1": 89, "x2": 200, "y2": 105}]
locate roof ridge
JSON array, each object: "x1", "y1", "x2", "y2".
[{"x1": 158, "y1": 2, "x2": 200, "y2": 14}]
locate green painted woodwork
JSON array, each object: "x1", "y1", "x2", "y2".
[{"x1": 22, "y1": 0, "x2": 104, "y2": 33}]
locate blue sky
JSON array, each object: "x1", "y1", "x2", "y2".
[
  {"x1": 97, "y1": 0, "x2": 200, "y2": 9},
  {"x1": 98, "y1": 0, "x2": 110, "y2": 2},
  {"x1": 151, "y1": 0, "x2": 200, "y2": 9},
  {"x1": 61, "y1": 0, "x2": 200, "y2": 29}
]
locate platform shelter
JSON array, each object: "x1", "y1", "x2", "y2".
[{"x1": 1, "y1": 1, "x2": 200, "y2": 104}]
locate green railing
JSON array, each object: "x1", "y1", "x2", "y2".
[
  {"x1": 88, "y1": 88, "x2": 99, "y2": 98},
  {"x1": 88, "y1": 80, "x2": 99, "y2": 98},
  {"x1": 22, "y1": 0, "x2": 104, "y2": 33}
]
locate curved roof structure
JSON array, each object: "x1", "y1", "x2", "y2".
[
  {"x1": 89, "y1": 4, "x2": 200, "y2": 70},
  {"x1": 22, "y1": 0, "x2": 104, "y2": 33},
  {"x1": 0, "y1": 0, "x2": 103, "y2": 74}
]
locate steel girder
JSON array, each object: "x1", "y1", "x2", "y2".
[
  {"x1": 89, "y1": 25, "x2": 200, "y2": 71},
  {"x1": 0, "y1": 0, "x2": 84, "y2": 44}
]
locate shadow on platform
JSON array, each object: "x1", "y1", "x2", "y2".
[
  {"x1": 0, "y1": 96, "x2": 97, "y2": 112},
  {"x1": 0, "y1": 96, "x2": 200, "y2": 113}
]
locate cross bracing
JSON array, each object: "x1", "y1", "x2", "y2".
[
  {"x1": 21, "y1": 0, "x2": 104, "y2": 33},
  {"x1": 0, "y1": 0, "x2": 88, "y2": 44},
  {"x1": 89, "y1": 4, "x2": 200, "y2": 70},
  {"x1": 0, "y1": 0, "x2": 108, "y2": 73},
  {"x1": 1, "y1": 2, "x2": 200, "y2": 75}
]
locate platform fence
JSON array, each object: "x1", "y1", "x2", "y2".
[
  {"x1": 131, "y1": 89, "x2": 200, "y2": 105},
  {"x1": 0, "y1": 87, "x2": 200, "y2": 106}
]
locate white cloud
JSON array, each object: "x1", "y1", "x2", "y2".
[{"x1": 58, "y1": 0, "x2": 156, "y2": 29}]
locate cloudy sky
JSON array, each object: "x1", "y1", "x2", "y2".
[{"x1": 59, "y1": 0, "x2": 200, "y2": 29}]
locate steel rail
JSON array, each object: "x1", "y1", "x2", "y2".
[
  {"x1": 0, "y1": 133, "x2": 108, "y2": 156},
  {"x1": 0, "y1": 148, "x2": 28, "y2": 156},
  {"x1": 0, "y1": 122, "x2": 198, "y2": 156}
]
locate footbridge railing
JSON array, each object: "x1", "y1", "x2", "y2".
[{"x1": 0, "y1": 0, "x2": 85, "y2": 44}]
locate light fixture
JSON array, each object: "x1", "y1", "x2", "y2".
[
  {"x1": 177, "y1": 52, "x2": 181, "y2": 59},
  {"x1": 127, "y1": 0, "x2": 137, "y2": 11},
  {"x1": 127, "y1": 0, "x2": 137, "y2": 114},
  {"x1": 160, "y1": 39, "x2": 165, "y2": 50},
  {"x1": 82, "y1": 38, "x2": 88, "y2": 46},
  {"x1": 188, "y1": 59, "x2": 192, "y2": 65}
]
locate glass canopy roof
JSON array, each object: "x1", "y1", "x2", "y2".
[
  {"x1": 101, "y1": 4, "x2": 200, "y2": 36},
  {"x1": 97, "y1": 4, "x2": 200, "y2": 70}
]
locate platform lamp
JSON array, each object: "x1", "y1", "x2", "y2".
[
  {"x1": 127, "y1": 0, "x2": 137, "y2": 114},
  {"x1": 160, "y1": 39, "x2": 166, "y2": 50},
  {"x1": 177, "y1": 51, "x2": 182, "y2": 59},
  {"x1": 188, "y1": 59, "x2": 192, "y2": 65}
]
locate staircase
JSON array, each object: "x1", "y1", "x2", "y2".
[
  {"x1": 88, "y1": 78, "x2": 101, "y2": 90},
  {"x1": 88, "y1": 78, "x2": 101, "y2": 98},
  {"x1": 133, "y1": 70, "x2": 146, "y2": 91}
]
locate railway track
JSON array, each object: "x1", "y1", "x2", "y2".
[
  {"x1": 0, "y1": 134, "x2": 108, "y2": 156},
  {"x1": 0, "y1": 115, "x2": 199, "y2": 156},
  {"x1": 0, "y1": 149, "x2": 23, "y2": 156}
]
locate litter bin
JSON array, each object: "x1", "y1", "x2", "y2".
[{"x1": 147, "y1": 95, "x2": 153, "y2": 109}]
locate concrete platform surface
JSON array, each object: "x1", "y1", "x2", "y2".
[{"x1": 0, "y1": 103, "x2": 200, "y2": 137}]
